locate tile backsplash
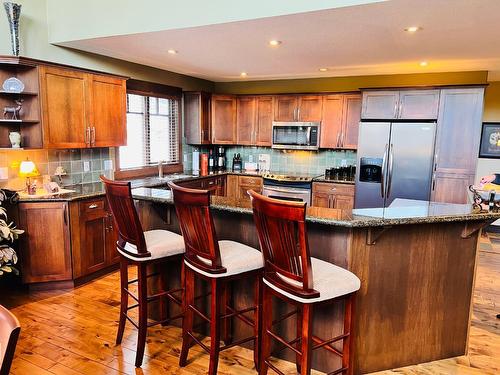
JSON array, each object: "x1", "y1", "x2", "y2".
[
  {"x1": 183, "y1": 142, "x2": 357, "y2": 175},
  {"x1": 0, "y1": 148, "x2": 114, "y2": 190}
]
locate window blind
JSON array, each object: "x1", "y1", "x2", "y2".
[{"x1": 119, "y1": 93, "x2": 180, "y2": 170}]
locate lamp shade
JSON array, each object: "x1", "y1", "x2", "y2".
[{"x1": 18, "y1": 160, "x2": 39, "y2": 178}]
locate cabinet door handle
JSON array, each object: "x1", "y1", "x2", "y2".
[
  {"x1": 88, "y1": 204, "x2": 98, "y2": 209},
  {"x1": 63, "y1": 205, "x2": 68, "y2": 225},
  {"x1": 331, "y1": 187, "x2": 337, "y2": 191},
  {"x1": 85, "y1": 126, "x2": 91, "y2": 146},
  {"x1": 297, "y1": 107, "x2": 301, "y2": 120},
  {"x1": 91, "y1": 126, "x2": 96, "y2": 146}
]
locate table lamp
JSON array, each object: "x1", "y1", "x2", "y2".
[{"x1": 19, "y1": 159, "x2": 39, "y2": 195}]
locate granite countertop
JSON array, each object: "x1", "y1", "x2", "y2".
[
  {"x1": 16, "y1": 169, "x2": 294, "y2": 202},
  {"x1": 131, "y1": 188, "x2": 500, "y2": 227}
]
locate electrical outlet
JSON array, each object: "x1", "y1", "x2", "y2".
[
  {"x1": 0, "y1": 167, "x2": 8, "y2": 180},
  {"x1": 184, "y1": 154, "x2": 188, "y2": 163},
  {"x1": 103, "y1": 159, "x2": 113, "y2": 171},
  {"x1": 83, "y1": 161, "x2": 90, "y2": 172}
]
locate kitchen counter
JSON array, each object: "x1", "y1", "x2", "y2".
[
  {"x1": 16, "y1": 170, "x2": 270, "y2": 202},
  {"x1": 132, "y1": 187, "x2": 500, "y2": 227}
]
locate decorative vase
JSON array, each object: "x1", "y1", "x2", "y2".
[
  {"x1": 9, "y1": 131, "x2": 21, "y2": 148},
  {"x1": 3, "y1": 2, "x2": 22, "y2": 56}
]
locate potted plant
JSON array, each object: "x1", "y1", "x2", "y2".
[{"x1": 0, "y1": 189, "x2": 23, "y2": 276}]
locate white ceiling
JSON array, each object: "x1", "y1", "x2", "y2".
[{"x1": 56, "y1": 0, "x2": 500, "y2": 82}]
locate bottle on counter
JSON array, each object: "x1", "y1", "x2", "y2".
[
  {"x1": 201, "y1": 153, "x2": 208, "y2": 175},
  {"x1": 208, "y1": 149, "x2": 214, "y2": 172}
]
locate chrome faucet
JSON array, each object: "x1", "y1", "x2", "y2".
[{"x1": 158, "y1": 160, "x2": 165, "y2": 178}]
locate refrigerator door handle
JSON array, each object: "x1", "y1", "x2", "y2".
[
  {"x1": 386, "y1": 143, "x2": 395, "y2": 198},
  {"x1": 381, "y1": 143, "x2": 388, "y2": 198}
]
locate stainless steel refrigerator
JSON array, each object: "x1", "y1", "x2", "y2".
[{"x1": 354, "y1": 122, "x2": 436, "y2": 209}]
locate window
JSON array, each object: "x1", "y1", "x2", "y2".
[{"x1": 119, "y1": 93, "x2": 180, "y2": 169}]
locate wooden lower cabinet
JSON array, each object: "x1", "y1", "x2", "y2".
[
  {"x1": 237, "y1": 176, "x2": 263, "y2": 201},
  {"x1": 70, "y1": 197, "x2": 119, "y2": 279},
  {"x1": 177, "y1": 175, "x2": 226, "y2": 196},
  {"x1": 18, "y1": 197, "x2": 119, "y2": 286},
  {"x1": 18, "y1": 202, "x2": 72, "y2": 283},
  {"x1": 312, "y1": 182, "x2": 355, "y2": 209}
]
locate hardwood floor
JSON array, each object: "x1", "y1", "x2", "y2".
[{"x1": 2, "y1": 232, "x2": 499, "y2": 374}]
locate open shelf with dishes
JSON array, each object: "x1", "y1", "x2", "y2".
[{"x1": 0, "y1": 57, "x2": 42, "y2": 149}]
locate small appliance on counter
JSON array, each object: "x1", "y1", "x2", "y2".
[
  {"x1": 232, "y1": 153, "x2": 243, "y2": 172},
  {"x1": 217, "y1": 146, "x2": 226, "y2": 171},
  {"x1": 201, "y1": 153, "x2": 208, "y2": 175},
  {"x1": 325, "y1": 165, "x2": 356, "y2": 181}
]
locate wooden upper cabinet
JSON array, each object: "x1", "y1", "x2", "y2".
[
  {"x1": 398, "y1": 90, "x2": 440, "y2": 119},
  {"x1": 342, "y1": 94, "x2": 362, "y2": 149},
  {"x1": 236, "y1": 96, "x2": 256, "y2": 145},
  {"x1": 362, "y1": 89, "x2": 441, "y2": 120},
  {"x1": 18, "y1": 202, "x2": 72, "y2": 283},
  {"x1": 320, "y1": 95, "x2": 343, "y2": 148},
  {"x1": 361, "y1": 91, "x2": 399, "y2": 119},
  {"x1": 212, "y1": 95, "x2": 236, "y2": 144},
  {"x1": 40, "y1": 65, "x2": 127, "y2": 149},
  {"x1": 434, "y1": 88, "x2": 484, "y2": 175},
  {"x1": 298, "y1": 95, "x2": 323, "y2": 121},
  {"x1": 274, "y1": 96, "x2": 298, "y2": 121},
  {"x1": 89, "y1": 75, "x2": 126, "y2": 147},
  {"x1": 320, "y1": 93, "x2": 361, "y2": 149},
  {"x1": 40, "y1": 66, "x2": 89, "y2": 148},
  {"x1": 184, "y1": 92, "x2": 211, "y2": 145},
  {"x1": 255, "y1": 96, "x2": 273, "y2": 146}
]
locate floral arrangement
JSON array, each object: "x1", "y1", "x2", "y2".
[{"x1": 0, "y1": 189, "x2": 23, "y2": 276}]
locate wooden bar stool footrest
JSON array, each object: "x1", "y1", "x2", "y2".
[
  {"x1": 328, "y1": 367, "x2": 348, "y2": 375},
  {"x1": 189, "y1": 304, "x2": 211, "y2": 323},
  {"x1": 265, "y1": 359, "x2": 287, "y2": 375},
  {"x1": 272, "y1": 309, "x2": 298, "y2": 326},
  {"x1": 266, "y1": 328, "x2": 301, "y2": 356},
  {"x1": 187, "y1": 331, "x2": 210, "y2": 353},
  {"x1": 312, "y1": 333, "x2": 348, "y2": 352}
]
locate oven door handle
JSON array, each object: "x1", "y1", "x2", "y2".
[{"x1": 263, "y1": 186, "x2": 309, "y2": 194}]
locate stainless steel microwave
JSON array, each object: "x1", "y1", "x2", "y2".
[{"x1": 272, "y1": 122, "x2": 321, "y2": 150}]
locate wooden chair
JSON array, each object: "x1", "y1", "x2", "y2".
[
  {"x1": 100, "y1": 176, "x2": 185, "y2": 367},
  {"x1": 168, "y1": 181, "x2": 264, "y2": 375},
  {"x1": 0, "y1": 305, "x2": 20, "y2": 375},
  {"x1": 248, "y1": 190, "x2": 361, "y2": 375}
]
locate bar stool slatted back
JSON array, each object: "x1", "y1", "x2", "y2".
[
  {"x1": 249, "y1": 190, "x2": 361, "y2": 375},
  {"x1": 169, "y1": 183, "x2": 224, "y2": 273},
  {"x1": 101, "y1": 177, "x2": 148, "y2": 258},
  {"x1": 251, "y1": 193, "x2": 319, "y2": 299}
]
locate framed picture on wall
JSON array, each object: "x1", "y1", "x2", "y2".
[{"x1": 479, "y1": 122, "x2": 500, "y2": 158}]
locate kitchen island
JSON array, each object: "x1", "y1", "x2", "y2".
[{"x1": 132, "y1": 187, "x2": 500, "y2": 374}]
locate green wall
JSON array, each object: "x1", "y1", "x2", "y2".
[{"x1": 0, "y1": 0, "x2": 213, "y2": 91}]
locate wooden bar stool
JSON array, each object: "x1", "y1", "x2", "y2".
[
  {"x1": 0, "y1": 305, "x2": 20, "y2": 375},
  {"x1": 101, "y1": 176, "x2": 185, "y2": 367},
  {"x1": 168, "y1": 181, "x2": 264, "y2": 375},
  {"x1": 248, "y1": 190, "x2": 361, "y2": 375}
]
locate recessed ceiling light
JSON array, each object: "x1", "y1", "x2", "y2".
[
  {"x1": 269, "y1": 40, "x2": 282, "y2": 47},
  {"x1": 240, "y1": 72, "x2": 248, "y2": 78},
  {"x1": 419, "y1": 61, "x2": 428, "y2": 67},
  {"x1": 167, "y1": 49, "x2": 178, "y2": 55},
  {"x1": 405, "y1": 26, "x2": 422, "y2": 33},
  {"x1": 319, "y1": 68, "x2": 328, "y2": 72}
]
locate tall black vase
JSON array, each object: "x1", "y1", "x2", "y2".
[{"x1": 3, "y1": 2, "x2": 22, "y2": 56}]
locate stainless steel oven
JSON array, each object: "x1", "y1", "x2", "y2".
[
  {"x1": 272, "y1": 122, "x2": 320, "y2": 150},
  {"x1": 262, "y1": 173, "x2": 319, "y2": 206}
]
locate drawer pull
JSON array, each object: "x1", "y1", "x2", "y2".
[
  {"x1": 331, "y1": 188, "x2": 337, "y2": 191},
  {"x1": 88, "y1": 204, "x2": 98, "y2": 209}
]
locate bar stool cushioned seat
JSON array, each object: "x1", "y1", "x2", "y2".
[
  {"x1": 264, "y1": 257, "x2": 360, "y2": 304},
  {"x1": 120, "y1": 229, "x2": 185, "y2": 261},
  {"x1": 186, "y1": 240, "x2": 263, "y2": 278}
]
